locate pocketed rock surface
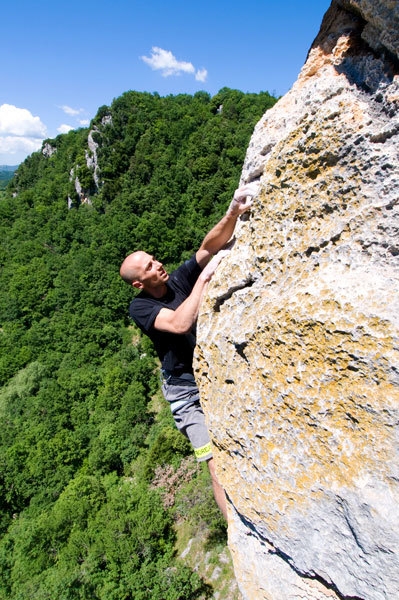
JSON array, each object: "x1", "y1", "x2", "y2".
[{"x1": 195, "y1": 1, "x2": 399, "y2": 598}]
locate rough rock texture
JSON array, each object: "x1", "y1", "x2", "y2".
[
  {"x1": 195, "y1": 1, "x2": 399, "y2": 599},
  {"x1": 86, "y1": 128, "x2": 101, "y2": 189}
]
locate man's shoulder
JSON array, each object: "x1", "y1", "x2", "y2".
[
  {"x1": 130, "y1": 291, "x2": 160, "y2": 313},
  {"x1": 170, "y1": 255, "x2": 201, "y2": 286},
  {"x1": 129, "y1": 292, "x2": 163, "y2": 330}
]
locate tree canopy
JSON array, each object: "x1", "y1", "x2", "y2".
[{"x1": 0, "y1": 87, "x2": 277, "y2": 599}]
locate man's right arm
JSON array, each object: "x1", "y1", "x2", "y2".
[
  {"x1": 195, "y1": 183, "x2": 259, "y2": 269},
  {"x1": 153, "y1": 253, "x2": 224, "y2": 334}
]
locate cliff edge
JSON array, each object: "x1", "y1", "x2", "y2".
[{"x1": 195, "y1": 1, "x2": 399, "y2": 598}]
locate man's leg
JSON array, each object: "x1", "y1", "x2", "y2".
[
  {"x1": 170, "y1": 398, "x2": 228, "y2": 519},
  {"x1": 207, "y1": 457, "x2": 227, "y2": 520}
]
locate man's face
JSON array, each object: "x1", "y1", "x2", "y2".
[{"x1": 134, "y1": 252, "x2": 169, "y2": 290}]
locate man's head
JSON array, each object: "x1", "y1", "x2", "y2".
[{"x1": 120, "y1": 251, "x2": 169, "y2": 294}]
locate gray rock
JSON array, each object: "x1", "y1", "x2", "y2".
[{"x1": 195, "y1": 1, "x2": 399, "y2": 598}]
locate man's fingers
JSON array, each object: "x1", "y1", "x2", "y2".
[
  {"x1": 201, "y1": 250, "x2": 230, "y2": 281},
  {"x1": 233, "y1": 182, "x2": 259, "y2": 202},
  {"x1": 228, "y1": 181, "x2": 260, "y2": 216},
  {"x1": 241, "y1": 182, "x2": 259, "y2": 197},
  {"x1": 215, "y1": 249, "x2": 229, "y2": 261}
]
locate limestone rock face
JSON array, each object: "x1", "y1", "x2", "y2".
[{"x1": 195, "y1": 1, "x2": 399, "y2": 598}]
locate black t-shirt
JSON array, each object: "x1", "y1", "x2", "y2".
[{"x1": 129, "y1": 255, "x2": 202, "y2": 375}]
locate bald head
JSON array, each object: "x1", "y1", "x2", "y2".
[
  {"x1": 119, "y1": 251, "x2": 148, "y2": 286},
  {"x1": 120, "y1": 251, "x2": 169, "y2": 293}
]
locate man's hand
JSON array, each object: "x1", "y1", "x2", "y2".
[
  {"x1": 227, "y1": 182, "x2": 259, "y2": 216},
  {"x1": 196, "y1": 181, "x2": 259, "y2": 269},
  {"x1": 200, "y1": 250, "x2": 229, "y2": 282}
]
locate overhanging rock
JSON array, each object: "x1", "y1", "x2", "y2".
[{"x1": 195, "y1": 1, "x2": 399, "y2": 598}]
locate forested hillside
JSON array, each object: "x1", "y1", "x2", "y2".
[
  {"x1": 0, "y1": 166, "x2": 17, "y2": 190},
  {"x1": 0, "y1": 88, "x2": 277, "y2": 599}
]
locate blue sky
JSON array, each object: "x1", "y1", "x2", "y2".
[{"x1": 1, "y1": 0, "x2": 331, "y2": 165}]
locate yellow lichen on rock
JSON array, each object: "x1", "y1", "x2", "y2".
[{"x1": 195, "y1": 1, "x2": 399, "y2": 598}]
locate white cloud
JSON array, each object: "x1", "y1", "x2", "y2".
[
  {"x1": 0, "y1": 135, "x2": 44, "y2": 156},
  {"x1": 0, "y1": 104, "x2": 47, "y2": 157},
  {"x1": 141, "y1": 47, "x2": 207, "y2": 81},
  {"x1": 57, "y1": 124, "x2": 74, "y2": 134},
  {"x1": 195, "y1": 68, "x2": 208, "y2": 82},
  {"x1": 59, "y1": 105, "x2": 84, "y2": 116},
  {"x1": 0, "y1": 104, "x2": 46, "y2": 138},
  {"x1": 58, "y1": 106, "x2": 90, "y2": 130}
]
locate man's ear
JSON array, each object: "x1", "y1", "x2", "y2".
[{"x1": 132, "y1": 280, "x2": 143, "y2": 290}]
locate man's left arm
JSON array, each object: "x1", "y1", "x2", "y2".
[{"x1": 195, "y1": 183, "x2": 259, "y2": 268}]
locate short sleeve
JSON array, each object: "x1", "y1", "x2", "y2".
[{"x1": 129, "y1": 296, "x2": 162, "y2": 333}]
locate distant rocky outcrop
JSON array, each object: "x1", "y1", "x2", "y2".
[
  {"x1": 42, "y1": 142, "x2": 57, "y2": 158},
  {"x1": 195, "y1": 1, "x2": 399, "y2": 598},
  {"x1": 87, "y1": 132, "x2": 100, "y2": 187},
  {"x1": 72, "y1": 114, "x2": 112, "y2": 205},
  {"x1": 68, "y1": 124, "x2": 106, "y2": 208}
]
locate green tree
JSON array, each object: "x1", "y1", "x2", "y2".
[{"x1": 0, "y1": 87, "x2": 277, "y2": 598}]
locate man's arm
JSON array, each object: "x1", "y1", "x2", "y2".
[
  {"x1": 153, "y1": 253, "x2": 226, "y2": 334},
  {"x1": 153, "y1": 183, "x2": 258, "y2": 335},
  {"x1": 196, "y1": 182, "x2": 259, "y2": 268}
]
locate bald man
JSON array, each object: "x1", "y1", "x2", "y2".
[{"x1": 120, "y1": 183, "x2": 258, "y2": 518}]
